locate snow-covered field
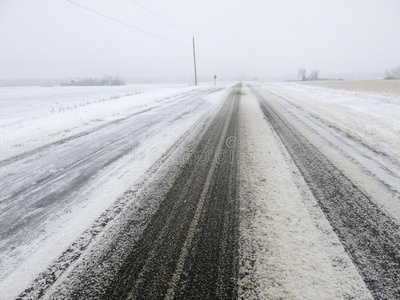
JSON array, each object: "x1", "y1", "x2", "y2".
[{"x1": 301, "y1": 79, "x2": 400, "y2": 98}]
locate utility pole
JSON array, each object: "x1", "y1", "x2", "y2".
[{"x1": 192, "y1": 36, "x2": 198, "y2": 86}]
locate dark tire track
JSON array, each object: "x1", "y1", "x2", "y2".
[
  {"x1": 30, "y1": 84, "x2": 241, "y2": 299},
  {"x1": 104, "y1": 84, "x2": 241, "y2": 299},
  {"x1": 172, "y1": 92, "x2": 239, "y2": 300},
  {"x1": 251, "y1": 86, "x2": 400, "y2": 299}
]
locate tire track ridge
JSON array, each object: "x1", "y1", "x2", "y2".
[{"x1": 164, "y1": 85, "x2": 240, "y2": 299}]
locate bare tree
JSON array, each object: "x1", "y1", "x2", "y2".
[
  {"x1": 298, "y1": 68, "x2": 307, "y2": 81},
  {"x1": 309, "y1": 69, "x2": 319, "y2": 81},
  {"x1": 385, "y1": 65, "x2": 400, "y2": 79}
]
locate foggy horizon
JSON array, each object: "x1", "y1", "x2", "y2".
[{"x1": 1, "y1": 0, "x2": 399, "y2": 82}]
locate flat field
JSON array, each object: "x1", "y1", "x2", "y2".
[{"x1": 301, "y1": 79, "x2": 400, "y2": 98}]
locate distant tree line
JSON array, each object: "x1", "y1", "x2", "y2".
[
  {"x1": 61, "y1": 75, "x2": 125, "y2": 86},
  {"x1": 297, "y1": 68, "x2": 319, "y2": 81},
  {"x1": 384, "y1": 65, "x2": 400, "y2": 80}
]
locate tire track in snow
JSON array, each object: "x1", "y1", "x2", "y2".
[
  {"x1": 100, "y1": 84, "x2": 240, "y2": 299},
  {"x1": 251, "y1": 86, "x2": 400, "y2": 300}
]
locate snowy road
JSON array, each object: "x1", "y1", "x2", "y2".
[
  {"x1": 251, "y1": 86, "x2": 400, "y2": 299},
  {"x1": 1, "y1": 82, "x2": 399, "y2": 299}
]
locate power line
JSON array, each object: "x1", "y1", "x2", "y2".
[
  {"x1": 130, "y1": 0, "x2": 191, "y2": 36},
  {"x1": 65, "y1": 0, "x2": 189, "y2": 48}
]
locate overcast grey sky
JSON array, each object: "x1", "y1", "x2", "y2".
[{"x1": 1, "y1": 0, "x2": 399, "y2": 81}]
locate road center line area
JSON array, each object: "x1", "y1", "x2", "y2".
[{"x1": 1, "y1": 83, "x2": 399, "y2": 299}]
